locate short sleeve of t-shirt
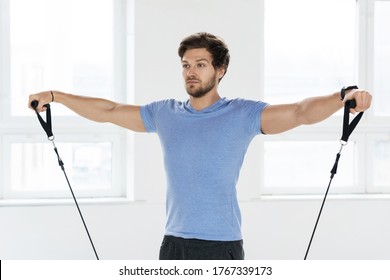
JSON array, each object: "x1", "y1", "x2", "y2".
[
  {"x1": 236, "y1": 99, "x2": 268, "y2": 136},
  {"x1": 140, "y1": 99, "x2": 172, "y2": 133}
]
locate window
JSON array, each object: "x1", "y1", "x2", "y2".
[
  {"x1": 3, "y1": 137, "x2": 123, "y2": 199},
  {"x1": 263, "y1": 138, "x2": 359, "y2": 194},
  {"x1": 264, "y1": 0, "x2": 356, "y2": 104},
  {"x1": 0, "y1": 0, "x2": 131, "y2": 200},
  {"x1": 263, "y1": 0, "x2": 390, "y2": 195},
  {"x1": 368, "y1": 134, "x2": 390, "y2": 193},
  {"x1": 9, "y1": 0, "x2": 121, "y2": 116}
]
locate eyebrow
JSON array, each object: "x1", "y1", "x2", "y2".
[{"x1": 181, "y1": 58, "x2": 210, "y2": 64}]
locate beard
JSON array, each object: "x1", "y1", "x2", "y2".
[{"x1": 185, "y1": 73, "x2": 217, "y2": 98}]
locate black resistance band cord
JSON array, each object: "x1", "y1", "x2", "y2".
[
  {"x1": 31, "y1": 100, "x2": 99, "y2": 260},
  {"x1": 304, "y1": 90, "x2": 364, "y2": 260}
]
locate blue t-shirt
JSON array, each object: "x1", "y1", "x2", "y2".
[{"x1": 140, "y1": 97, "x2": 268, "y2": 241}]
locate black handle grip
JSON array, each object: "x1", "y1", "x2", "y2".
[
  {"x1": 345, "y1": 99, "x2": 356, "y2": 109},
  {"x1": 31, "y1": 100, "x2": 39, "y2": 109}
]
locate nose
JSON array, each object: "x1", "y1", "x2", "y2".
[{"x1": 185, "y1": 66, "x2": 196, "y2": 78}]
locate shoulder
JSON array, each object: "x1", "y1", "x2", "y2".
[
  {"x1": 142, "y1": 99, "x2": 180, "y2": 112},
  {"x1": 143, "y1": 99, "x2": 178, "y2": 107},
  {"x1": 228, "y1": 98, "x2": 269, "y2": 111}
]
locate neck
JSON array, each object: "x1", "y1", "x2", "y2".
[{"x1": 189, "y1": 91, "x2": 221, "y2": 111}]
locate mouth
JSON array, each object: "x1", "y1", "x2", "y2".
[{"x1": 186, "y1": 79, "x2": 200, "y2": 84}]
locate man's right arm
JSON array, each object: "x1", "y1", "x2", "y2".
[{"x1": 28, "y1": 90, "x2": 146, "y2": 132}]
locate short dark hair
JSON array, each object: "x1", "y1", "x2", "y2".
[{"x1": 178, "y1": 32, "x2": 230, "y2": 81}]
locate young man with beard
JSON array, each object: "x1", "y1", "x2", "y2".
[{"x1": 28, "y1": 32, "x2": 372, "y2": 260}]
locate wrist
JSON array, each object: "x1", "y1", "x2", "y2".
[{"x1": 51, "y1": 91, "x2": 65, "y2": 104}]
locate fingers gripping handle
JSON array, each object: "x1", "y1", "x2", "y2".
[
  {"x1": 31, "y1": 99, "x2": 51, "y2": 110},
  {"x1": 31, "y1": 100, "x2": 54, "y2": 139},
  {"x1": 31, "y1": 99, "x2": 51, "y2": 112},
  {"x1": 345, "y1": 99, "x2": 356, "y2": 109}
]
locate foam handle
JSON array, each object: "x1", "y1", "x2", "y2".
[
  {"x1": 345, "y1": 99, "x2": 356, "y2": 109},
  {"x1": 31, "y1": 100, "x2": 39, "y2": 109}
]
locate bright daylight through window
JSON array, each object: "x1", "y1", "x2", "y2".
[
  {"x1": 1, "y1": 0, "x2": 125, "y2": 200},
  {"x1": 263, "y1": 0, "x2": 390, "y2": 195}
]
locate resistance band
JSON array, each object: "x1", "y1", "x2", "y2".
[
  {"x1": 31, "y1": 100, "x2": 99, "y2": 260},
  {"x1": 304, "y1": 88, "x2": 364, "y2": 260}
]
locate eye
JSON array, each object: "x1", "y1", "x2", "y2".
[
  {"x1": 197, "y1": 63, "x2": 206, "y2": 68},
  {"x1": 182, "y1": 64, "x2": 190, "y2": 69}
]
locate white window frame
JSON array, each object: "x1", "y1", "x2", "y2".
[{"x1": 0, "y1": 0, "x2": 134, "y2": 202}]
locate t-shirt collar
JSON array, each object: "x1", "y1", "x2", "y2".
[{"x1": 185, "y1": 97, "x2": 226, "y2": 114}]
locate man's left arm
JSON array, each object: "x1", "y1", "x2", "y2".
[{"x1": 260, "y1": 89, "x2": 372, "y2": 135}]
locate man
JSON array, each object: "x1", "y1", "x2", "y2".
[{"x1": 28, "y1": 32, "x2": 372, "y2": 260}]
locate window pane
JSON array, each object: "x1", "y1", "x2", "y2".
[
  {"x1": 373, "y1": 1, "x2": 390, "y2": 116},
  {"x1": 9, "y1": 142, "x2": 112, "y2": 198},
  {"x1": 373, "y1": 140, "x2": 390, "y2": 188},
  {"x1": 264, "y1": 0, "x2": 356, "y2": 104},
  {"x1": 10, "y1": 0, "x2": 114, "y2": 116},
  {"x1": 263, "y1": 141, "x2": 356, "y2": 193}
]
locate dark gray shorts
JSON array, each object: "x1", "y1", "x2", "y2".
[{"x1": 159, "y1": 235, "x2": 244, "y2": 260}]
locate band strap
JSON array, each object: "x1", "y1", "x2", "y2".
[
  {"x1": 33, "y1": 104, "x2": 54, "y2": 140},
  {"x1": 341, "y1": 96, "x2": 364, "y2": 143}
]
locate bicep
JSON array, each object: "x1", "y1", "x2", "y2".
[
  {"x1": 261, "y1": 103, "x2": 302, "y2": 135},
  {"x1": 108, "y1": 104, "x2": 146, "y2": 132}
]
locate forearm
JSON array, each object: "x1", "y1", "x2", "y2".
[
  {"x1": 296, "y1": 92, "x2": 343, "y2": 125},
  {"x1": 53, "y1": 91, "x2": 118, "y2": 123}
]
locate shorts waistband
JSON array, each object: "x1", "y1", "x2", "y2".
[{"x1": 163, "y1": 235, "x2": 242, "y2": 245}]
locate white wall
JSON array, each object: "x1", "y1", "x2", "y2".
[
  {"x1": 1, "y1": 0, "x2": 389, "y2": 260},
  {"x1": 1, "y1": 198, "x2": 390, "y2": 260}
]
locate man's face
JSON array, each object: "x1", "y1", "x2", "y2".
[{"x1": 181, "y1": 48, "x2": 222, "y2": 98}]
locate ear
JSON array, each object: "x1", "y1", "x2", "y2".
[{"x1": 217, "y1": 66, "x2": 226, "y2": 80}]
